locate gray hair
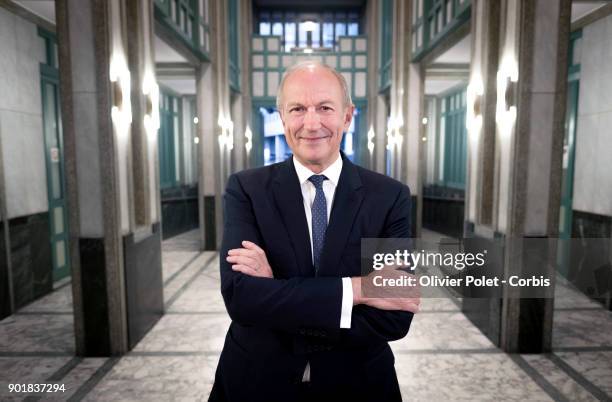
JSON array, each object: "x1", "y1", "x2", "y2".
[{"x1": 276, "y1": 60, "x2": 353, "y2": 112}]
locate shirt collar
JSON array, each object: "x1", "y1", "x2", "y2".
[{"x1": 293, "y1": 153, "x2": 343, "y2": 187}]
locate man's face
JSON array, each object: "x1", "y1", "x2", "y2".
[{"x1": 279, "y1": 66, "x2": 354, "y2": 171}]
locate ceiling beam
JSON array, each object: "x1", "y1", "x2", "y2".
[
  {"x1": 572, "y1": 3, "x2": 612, "y2": 31},
  {"x1": 0, "y1": 0, "x2": 55, "y2": 32}
]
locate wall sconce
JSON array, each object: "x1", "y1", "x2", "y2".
[
  {"x1": 142, "y1": 72, "x2": 160, "y2": 139},
  {"x1": 245, "y1": 126, "x2": 253, "y2": 153},
  {"x1": 496, "y1": 56, "x2": 519, "y2": 133},
  {"x1": 218, "y1": 114, "x2": 234, "y2": 151},
  {"x1": 467, "y1": 77, "x2": 484, "y2": 136},
  {"x1": 386, "y1": 117, "x2": 403, "y2": 150},
  {"x1": 110, "y1": 55, "x2": 132, "y2": 136},
  {"x1": 367, "y1": 126, "x2": 375, "y2": 153}
]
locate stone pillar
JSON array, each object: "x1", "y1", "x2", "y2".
[
  {"x1": 57, "y1": 0, "x2": 163, "y2": 356},
  {"x1": 365, "y1": 0, "x2": 381, "y2": 172},
  {"x1": 465, "y1": 0, "x2": 500, "y2": 230},
  {"x1": 196, "y1": 0, "x2": 230, "y2": 251},
  {"x1": 495, "y1": 0, "x2": 571, "y2": 353},
  {"x1": 239, "y1": 0, "x2": 253, "y2": 170},
  {"x1": 462, "y1": 0, "x2": 503, "y2": 349},
  {"x1": 386, "y1": 0, "x2": 423, "y2": 237}
]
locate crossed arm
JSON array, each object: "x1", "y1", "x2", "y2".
[{"x1": 220, "y1": 174, "x2": 419, "y2": 345}]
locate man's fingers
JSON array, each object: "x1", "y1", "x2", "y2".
[
  {"x1": 231, "y1": 264, "x2": 259, "y2": 277},
  {"x1": 228, "y1": 248, "x2": 259, "y2": 259},
  {"x1": 226, "y1": 255, "x2": 258, "y2": 269},
  {"x1": 241, "y1": 240, "x2": 264, "y2": 255}
]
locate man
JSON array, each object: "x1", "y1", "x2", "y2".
[{"x1": 209, "y1": 61, "x2": 419, "y2": 402}]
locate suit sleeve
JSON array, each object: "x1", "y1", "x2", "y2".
[
  {"x1": 339, "y1": 184, "x2": 415, "y2": 347},
  {"x1": 219, "y1": 173, "x2": 343, "y2": 334}
]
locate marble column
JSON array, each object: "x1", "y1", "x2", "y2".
[
  {"x1": 495, "y1": 0, "x2": 571, "y2": 353},
  {"x1": 395, "y1": 0, "x2": 423, "y2": 237},
  {"x1": 365, "y1": 0, "x2": 381, "y2": 172},
  {"x1": 196, "y1": 0, "x2": 230, "y2": 251},
  {"x1": 465, "y1": 0, "x2": 500, "y2": 230},
  {"x1": 57, "y1": 0, "x2": 163, "y2": 356}
]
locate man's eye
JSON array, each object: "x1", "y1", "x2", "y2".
[
  {"x1": 320, "y1": 106, "x2": 333, "y2": 111},
  {"x1": 290, "y1": 107, "x2": 304, "y2": 113}
]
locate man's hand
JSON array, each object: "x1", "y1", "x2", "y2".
[
  {"x1": 351, "y1": 270, "x2": 420, "y2": 313},
  {"x1": 227, "y1": 240, "x2": 274, "y2": 278}
]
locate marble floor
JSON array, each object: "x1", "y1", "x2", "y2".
[{"x1": 0, "y1": 229, "x2": 611, "y2": 401}]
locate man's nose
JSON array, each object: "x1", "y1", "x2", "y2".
[{"x1": 303, "y1": 107, "x2": 321, "y2": 131}]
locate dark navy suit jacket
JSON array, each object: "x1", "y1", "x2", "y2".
[{"x1": 210, "y1": 154, "x2": 413, "y2": 402}]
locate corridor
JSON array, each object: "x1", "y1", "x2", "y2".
[{"x1": 1, "y1": 229, "x2": 611, "y2": 401}]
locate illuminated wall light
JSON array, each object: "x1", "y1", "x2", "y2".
[
  {"x1": 142, "y1": 71, "x2": 160, "y2": 140},
  {"x1": 422, "y1": 117, "x2": 428, "y2": 125},
  {"x1": 193, "y1": 117, "x2": 199, "y2": 124},
  {"x1": 110, "y1": 54, "x2": 132, "y2": 136},
  {"x1": 218, "y1": 114, "x2": 234, "y2": 151},
  {"x1": 367, "y1": 126, "x2": 375, "y2": 153},
  {"x1": 194, "y1": 137, "x2": 200, "y2": 144},
  {"x1": 422, "y1": 136, "x2": 427, "y2": 142},
  {"x1": 466, "y1": 77, "x2": 484, "y2": 141},
  {"x1": 496, "y1": 57, "x2": 519, "y2": 136},
  {"x1": 244, "y1": 125, "x2": 253, "y2": 153},
  {"x1": 385, "y1": 117, "x2": 404, "y2": 150}
]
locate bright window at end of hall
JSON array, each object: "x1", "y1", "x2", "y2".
[
  {"x1": 298, "y1": 21, "x2": 320, "y2": 48},
  {"x1": 272, "y1": 22, "x2": 283, "y2": 36},
  {"x1": 260, "y1": 22, "x2": 270, "y2": 35},
  {"x1": 335, "y1": 23, "x2": 346, "y2": 42},
  {"x1": 348, "y1": 23, "x2": 358, "y2": 36},
  {"x1": 323, "y1": 23, "x2": 334, "y2": 47},
  {"x1": 284, "y1": 22, "x2": 296, "y2": 51}
]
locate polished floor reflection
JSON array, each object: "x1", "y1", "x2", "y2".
[{"x1": 0, "y1": 229, "x2": 611, "y2": 401}]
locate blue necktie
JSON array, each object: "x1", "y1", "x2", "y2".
[{"x1": 309, "y1": 175, "x2": 328, "y2": 272}]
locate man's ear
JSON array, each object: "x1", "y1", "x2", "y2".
[{"x1": 343, "y1": 104, "x2": 355, "y2": 131}]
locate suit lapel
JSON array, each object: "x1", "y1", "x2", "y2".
[
  {"x1": 317, "y1": 156, "x2": 364, "y2": 277},
  {"x1": 271, "y1": 157, "x2": 314, "y2": 277}
]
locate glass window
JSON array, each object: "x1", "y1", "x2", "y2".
[
  {"x1": 272, "y1": 22, "x2": 283, "y2": 36},
  {"x1": 310, "y1": 22, "x2": 321, "y2": 47},
  {"x1": 260, "y1": 22, "x2": 270, "y2": 35},
  {"x1": 335, "y1": 22, "x2": 346, "y2": 38},
  {"x1": 348, "y1": 22, "x2": 358, "y2": 36},
  {"x1": 323, "y1": 22, "x2": 334, "y2": 47},
  {"x1": 298, "y1": 22, "x2": 321, "y2": 47},
  {"x1": 298, "y1": 22, "x2": 307, "y2": 47},
  {"x1": 572, "y1": 37, "x2": 582, "y2": 66},
  {"x1": 284, "y1": 22, "x2": 296, "y2": 51},
  {"x1": 429, "y1": 16, "x2": 435, "y2": 38}
]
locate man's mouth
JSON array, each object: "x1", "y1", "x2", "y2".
[{"x1": 299, "y1": 135, "x2": 331, "y2": 142}]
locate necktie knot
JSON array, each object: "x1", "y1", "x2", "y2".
[{"x1": 308, "y1": 175, "x2": 328, "y2": 190}]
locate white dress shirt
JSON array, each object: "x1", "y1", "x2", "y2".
[{"x1": 293, "y1": 154, "x2": 354, "y2": 382}]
